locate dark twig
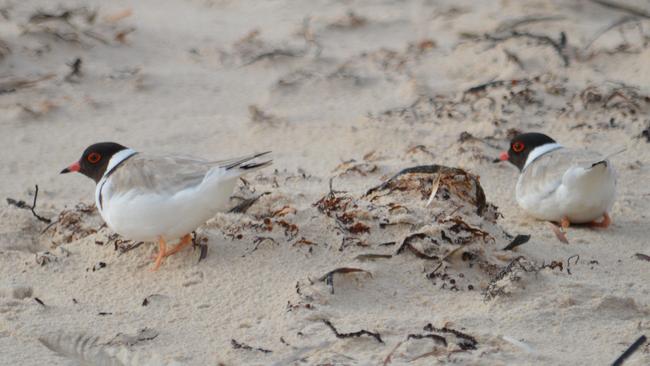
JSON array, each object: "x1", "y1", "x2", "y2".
[
  {"x1": 231, "y1": 339, "x2": 272, "y2": 354},
  {"x1": 612, "y1": 335, "x2": 647, "y2": 366},
  {"x1": 395, "y1": 233, "x2": 440, "y2": 260},
  {"x1": 496, "y1": 15, "x2": 565, "y2": 32},
  {"x1": 633, "y1": 253, "x2": 650, "y2": 262},
  {"x1": 566, "y1": 254, "x2": 579, "y2": 275},
  {"x1": 243, "y1": 49, "x2": 305, "y2": 66},
  {"x1": 502, "y1": 234, "x2": 531, "y2": 251},
  {"x1": 64, "y1": 57, "x2": 82, "y2": 82},
  {"x1": 322, "y1": 319, "x2": 383, "y2": 343},
  {"x1": 6, "y1": 185, "x2": 51, "y2": 223}
]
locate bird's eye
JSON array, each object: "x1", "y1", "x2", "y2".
[
  {"x1": 87, "y1": 152, "x2": 101, "y2": 163},
  {"x1": 512, "y1": 142, "x2": 525, "y2": 153}
]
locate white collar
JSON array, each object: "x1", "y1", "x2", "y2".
[
  {"x1": 523, "y1": 143, "x2": 563, "y2": 170},
  {"x1": 104, "y1": 148, "x2": 137, "y2": 177}
]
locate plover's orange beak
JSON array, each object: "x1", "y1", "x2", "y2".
[
  {"x1": 499, "y1": 151, "x2": 509, "y2": 161},
  {"x1": 60, "y1": 161, "x2": 80, "y2": 174}
]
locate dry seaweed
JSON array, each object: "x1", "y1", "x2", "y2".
[
  {"x1": 319, "y1": 267, "x2": 372, "y2": 294},
  {"x1": 322, "y1": 319, "x2": 383, "y2": 344},
  {"x1": 443, "y1": 216, "x2": 493, "y2": 243},
  {"x1": 365, "y1": 165, "x2": 490, "y2": 217},
  {"x1": 484, "y1": 256, "x2": 537, "y2": 300},
  {"x1": 313, "y1": 178, "x2": 352, "y2": 216},
  {"x1": 6, "y1": 185, "x2": 51, "y2": 223},
  {"x1": 231, "y1": 339, "x2": 272, "y2": 354},
  {"x1": 395, "y1": 233, "x2": 440, "y2": 260},
  {"x1": 423, "y1": 324, "x2": 478, "y2": 350}
]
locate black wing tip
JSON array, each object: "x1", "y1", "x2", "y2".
[
  {"x1": 224, "y1": 151, "x2": 272, "y2": 170},
  {"x1": 591, "y1": 160, "x2": 608, "y2": 168},
  {"x1": 240, "y1": 160, "x2": 273, "y2": 170}
]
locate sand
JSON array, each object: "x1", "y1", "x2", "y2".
[{"x1": 1, "y1": 0, "x2": 649, "y2": 365}]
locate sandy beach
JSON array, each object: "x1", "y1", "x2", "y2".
[{"x1": 1, "y1": 0, "x2": 649, "y2": 365}]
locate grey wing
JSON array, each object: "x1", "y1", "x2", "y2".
[
  {"x1": 519, "y1": 148, "x2": 604, "y2": 198},
  {"x1": 108, "y1": 152, "x2": 271, "y2": 195}
]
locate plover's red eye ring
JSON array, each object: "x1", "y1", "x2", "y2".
[
  {"x1": 87, "y1": 152, "x2": 101, "y2": 164},
  {"x1": 512, "y1": 142, "x2": 525, "y2": 153}
]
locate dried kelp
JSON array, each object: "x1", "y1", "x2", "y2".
[
  {"x1": 322, "y1": 319, "x2": 383, "y2": 343},
  {"x1": 231, "y1": 339, "x2": 272, "y2": 354},
  {"x1": 423, "y1": 324, "x2": 478, "y2": 350},
  {"x1": 6, "y1": 185, "x2": 51, "y2": 223},
  {"x1": 365, "y1": 165, "x2": 494, "y2": 218}
]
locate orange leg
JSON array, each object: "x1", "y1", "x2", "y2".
[
  {"x1": 150, "y1": 236, "x2": 167, "y2": 271},
  {"x1": 589, "y1": 213, "x2": 611, "y2": 229},
  {"x1": 549, "y1": 216, "x2": 570, "y2": 244},
  {"x1": 164, "y1": 234, "x2": 192, "y2": 258}
]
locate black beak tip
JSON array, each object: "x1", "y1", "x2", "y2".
[{"x1": 60, "y1": 167, "x2": 71, "y2": 174}]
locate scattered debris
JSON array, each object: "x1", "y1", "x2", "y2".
[
  {"x1": 322, "y1": 319, "x2": 383, "y2": 343},
  {"x1": 248, "y1": 105, "x2": 281, "y2": 124},
  {"x1": 484, "y1": 256, "x2": 537, "y2": 300},
  {"x1": 395, "y1": 233, "x2": 440, "y2": 260},
  {"x1": 354, "y1": 253, "x2": 393, "y2": 261},
  {"x1": 423, "y1": 324, "x2": 478, "y2": 350},
  {"x1": 6, "y1": 185, "x2": 51, "y2": 223},
  {"x1": 566, "y1": 254, "x2": 579, "y2": 275},
  {"x1": 231, "y1": 339, "x2": 272, "y2": 354},
  {"x1": 502, "y1": 234, "x2": 531, "y2": 251},
  {"x1": 64, "y1": 58, "x2": 82, "y2": 82},
  {"x1": 634, "y1": 253, "x2": 650, "y2": 262},
  {"x1": 91, "y1": 262, "x2": 106, "y2": 272}
]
